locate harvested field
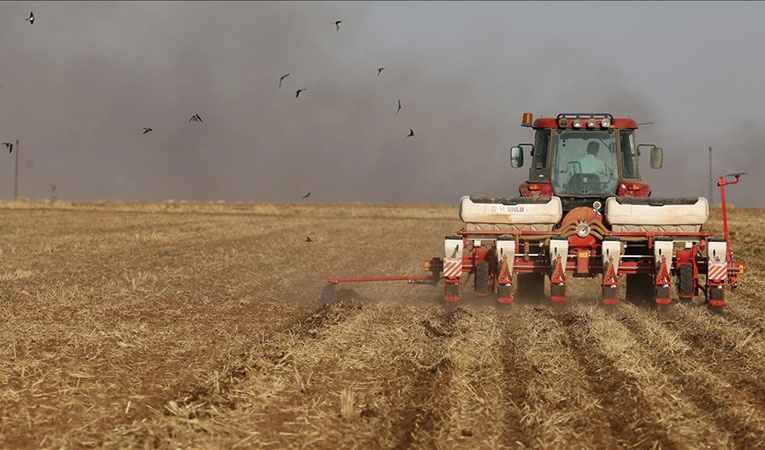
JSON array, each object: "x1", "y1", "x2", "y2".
[{"x1": 0, "y1": 200, "x2": 763, "y2": 449}]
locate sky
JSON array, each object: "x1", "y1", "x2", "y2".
[{"x1": 0, "y1": 1, "x2": 762, "y2": 206}]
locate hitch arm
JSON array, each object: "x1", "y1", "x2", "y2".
[
  {"x1": 321, "y1": 258, "x2": 444, "y2": 304},
  {"x1": 327, "y1": 275, "x2": 434, "y2": 285}
]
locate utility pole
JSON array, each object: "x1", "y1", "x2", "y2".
[
  {"x1": 14, "y1": 139, "x2": 19, "y2": 200},
  {"x1": 708, "y1": 146, "x2": 713, "y2": 205}
]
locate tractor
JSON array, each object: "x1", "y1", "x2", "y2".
[{"x1": 323, "y1": 113, "x2": 744, "y2": 309}]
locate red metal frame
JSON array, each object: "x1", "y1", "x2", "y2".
[{"x1": 718, "y1": 174, "x2": 742, "y2": 261}]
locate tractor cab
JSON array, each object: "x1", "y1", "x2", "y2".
[{"x1": 511, "y1": 113, "x2": 663, "y2": 213}]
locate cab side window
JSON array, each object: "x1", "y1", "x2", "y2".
[
  {"x1": 530, "y1": 130, "x2": 550, "y2": 180},
  {"x1": 619, "y1": 130, "x2": 640, "y2": 179}
]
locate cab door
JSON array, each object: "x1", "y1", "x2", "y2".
[{"x1": 529, "y1": 129, "x2": 551, "y2": 182}]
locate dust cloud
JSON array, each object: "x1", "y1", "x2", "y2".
[{"x1": 0, "y1": 3, "x2": 758, "y2": 206}]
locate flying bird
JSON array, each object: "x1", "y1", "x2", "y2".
[
  {"x1": 2, "y1": 142, "x2": 13, "y2": 153},
  {"x1": 189, "y1": 114, "x2": 203, "y2": 123},
  {"x1": 377, "y1": 67, "x2": 385, "y2": 76},
  {"x1": 305, "y1": 236, "x2": 313, "y2": 243},
  {"x1": 407, "y1": 128, "x2": 414, "y2": 137},
  {"x1": 296, "y1": 88, "x2": 307, "y2": 98},
  {"x1": 26, "y1": 12, "x2": 35, "y2": 24},
  {"x1": 334, "y1": 20, "x2": 342, "y2": 31},
  {"x1": 302, "y1": 192, "x2": 311, "y2": 198},
  {"x1": 396, "y1": 99, "x2": 402, "y2": 115},
  {"x1": 279, "y1": 73, "x2": 290, "y2": 88},
  {"x1": 142, "y1": 128, "x2": 153, "y2": 134}
]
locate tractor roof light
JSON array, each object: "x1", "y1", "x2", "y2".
[
  {"x1": 522, "y1": 112, "x2": 533, "y2": 127},
  {"x1": 573, "y1": 118, "x2": 583, "y2": 129},
  {"x1": 587, "y1": 118, "x2": 597, "y2": 128},
  {"x1": 601, "y1": 118, "x2": 611, "y2": 128},
  {"x1": 557, "y1": 117, "x2": 568, "y2": 128}
]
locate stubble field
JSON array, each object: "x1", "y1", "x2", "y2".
[{"x1": 0, "y1": 200, "x2": 763, "y2": 449}]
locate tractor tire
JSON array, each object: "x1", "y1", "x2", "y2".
[
  {"x1": 625, "y1": 274, "x2": 654, "y2": 305},
  {"x1": 475, "y1": 261, "x2": 490, "y2": 295},
  {"x1": 678, "y1": 264, "x2": 694, "y2": 302},
  {"x1": 516, "y1": 273, "x2": 546, "y2": 303}
]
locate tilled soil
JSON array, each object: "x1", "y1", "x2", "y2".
[{"x1": 0, "y1": 201, "x2": 762, "y2": 449}]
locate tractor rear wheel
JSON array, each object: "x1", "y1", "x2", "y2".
[
  {"x1": 475, "y1": 261, "x2": 490, "y2": 295},
  {"x1": 677, "y1": 264, "x2": 694, "y2": 304},
  {"x1": 516, "y1": 273, "x2": 546, "y2": 303},
  {"x1": 625, "y1": 274, "x2": 654, "y2": 305}
]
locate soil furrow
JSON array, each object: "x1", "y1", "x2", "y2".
[
  {"x1": 545, "y1": 307, "x2": 678, "y2": 450},
  {"x1": 498, "y1": 306, "x2": 538, "y2": 449},
  {"x1": 723, "y1": 305, "x2": 765, "y2": 337},
  {"x1": 411, "y1": 307, "x2": 508, "y2": 449},
  {"x1": 590, "y1": 304, "x2": 731, "y2": 447},
  {"x1": 104, "y1": 300, "x2": 367, "y2": 449},
  {"x1": 504, "y1": 306, "x2": 618, "y2": 449},
  {"x1": 391, "y1": 306, "x2": 459, "y2": 450},
  {"x1": 669, "y1": 306, "x2": 765, "y2": 389},
  {"x1": 618, "y1": 306, "x2": 765, "y2": 449}
]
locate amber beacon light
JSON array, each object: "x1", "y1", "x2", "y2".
[{"x1": 521, "y1": 112, "x2": 533, "y2": 127}]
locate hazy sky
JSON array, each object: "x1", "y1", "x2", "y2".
[{"x1": 0, "y1": 1, "x2": 762, "y2": 206}]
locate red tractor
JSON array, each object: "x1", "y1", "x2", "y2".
[{"x1": 323, "y1": 113, "x2": 744, "y2": 309}]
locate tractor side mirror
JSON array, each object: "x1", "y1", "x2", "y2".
[
  {"x1": 510, "y1": 146, "x2": 524, "y2": 168},
  {"x1": 650, "y1": 147, "x2": 663, "y2": 169}
]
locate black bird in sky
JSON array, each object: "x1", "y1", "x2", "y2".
[
  {"x1": 2, "y1": 142, "x2": 13, "y2": 153},
  {"x1": 407, "y1": 128, "x2": 414, "y2": 137},
  {"x1": 396, "y1": 99, "x2": 402, "y2": 115},
  {"x1": 296, "y1": 89, "x2": 307, "y2": 98},
  {"x1": 305, "y1": 236, "x2": 313, "y2": 243},
  {"x1": 189, "y1": 114, "x2": 203, "y2": 123},
  {"x1": 279, "y1": 73, "x2": 290, "y2": 88},
  {"x1": 26, "y1": 12, "x2": 35, "y2": 24},
  {"x1": 377, "y1": 67, "x2": 385, "y2": 76},
  {"x1": 142, "y1": 128, "x2": 152, "y2": 134},
  {"x1": 302, "y1": 192, "x2": 311, "y2": 198},
  {"x1": 334, "y1": 20, "x2": 342, "y2": 31}
]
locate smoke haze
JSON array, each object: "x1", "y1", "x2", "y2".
[{"x1": 0, "y1": 2, "x2": 761, "y2": 206}]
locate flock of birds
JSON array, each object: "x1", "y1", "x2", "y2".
[
  {"x1": 11, "y1": 11, "x2": 417, "y2": 152},
  {"x1": 9, "y1": 10, "x2": 419, "y2": 242},
  {"x1": 276, "y1": 23, "x2": 411, "y2": 135},
  {"x1": 129, "y1": 17, "x2": 413, "y2": 141}
]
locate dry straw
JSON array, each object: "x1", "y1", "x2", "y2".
[{"x1": 0, "y1": 200, "x2": 762, "y2": 449}]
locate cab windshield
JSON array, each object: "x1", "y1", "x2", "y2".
[{"x1": 551, "y1": 129, "x2": 619, "y2": 196}]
